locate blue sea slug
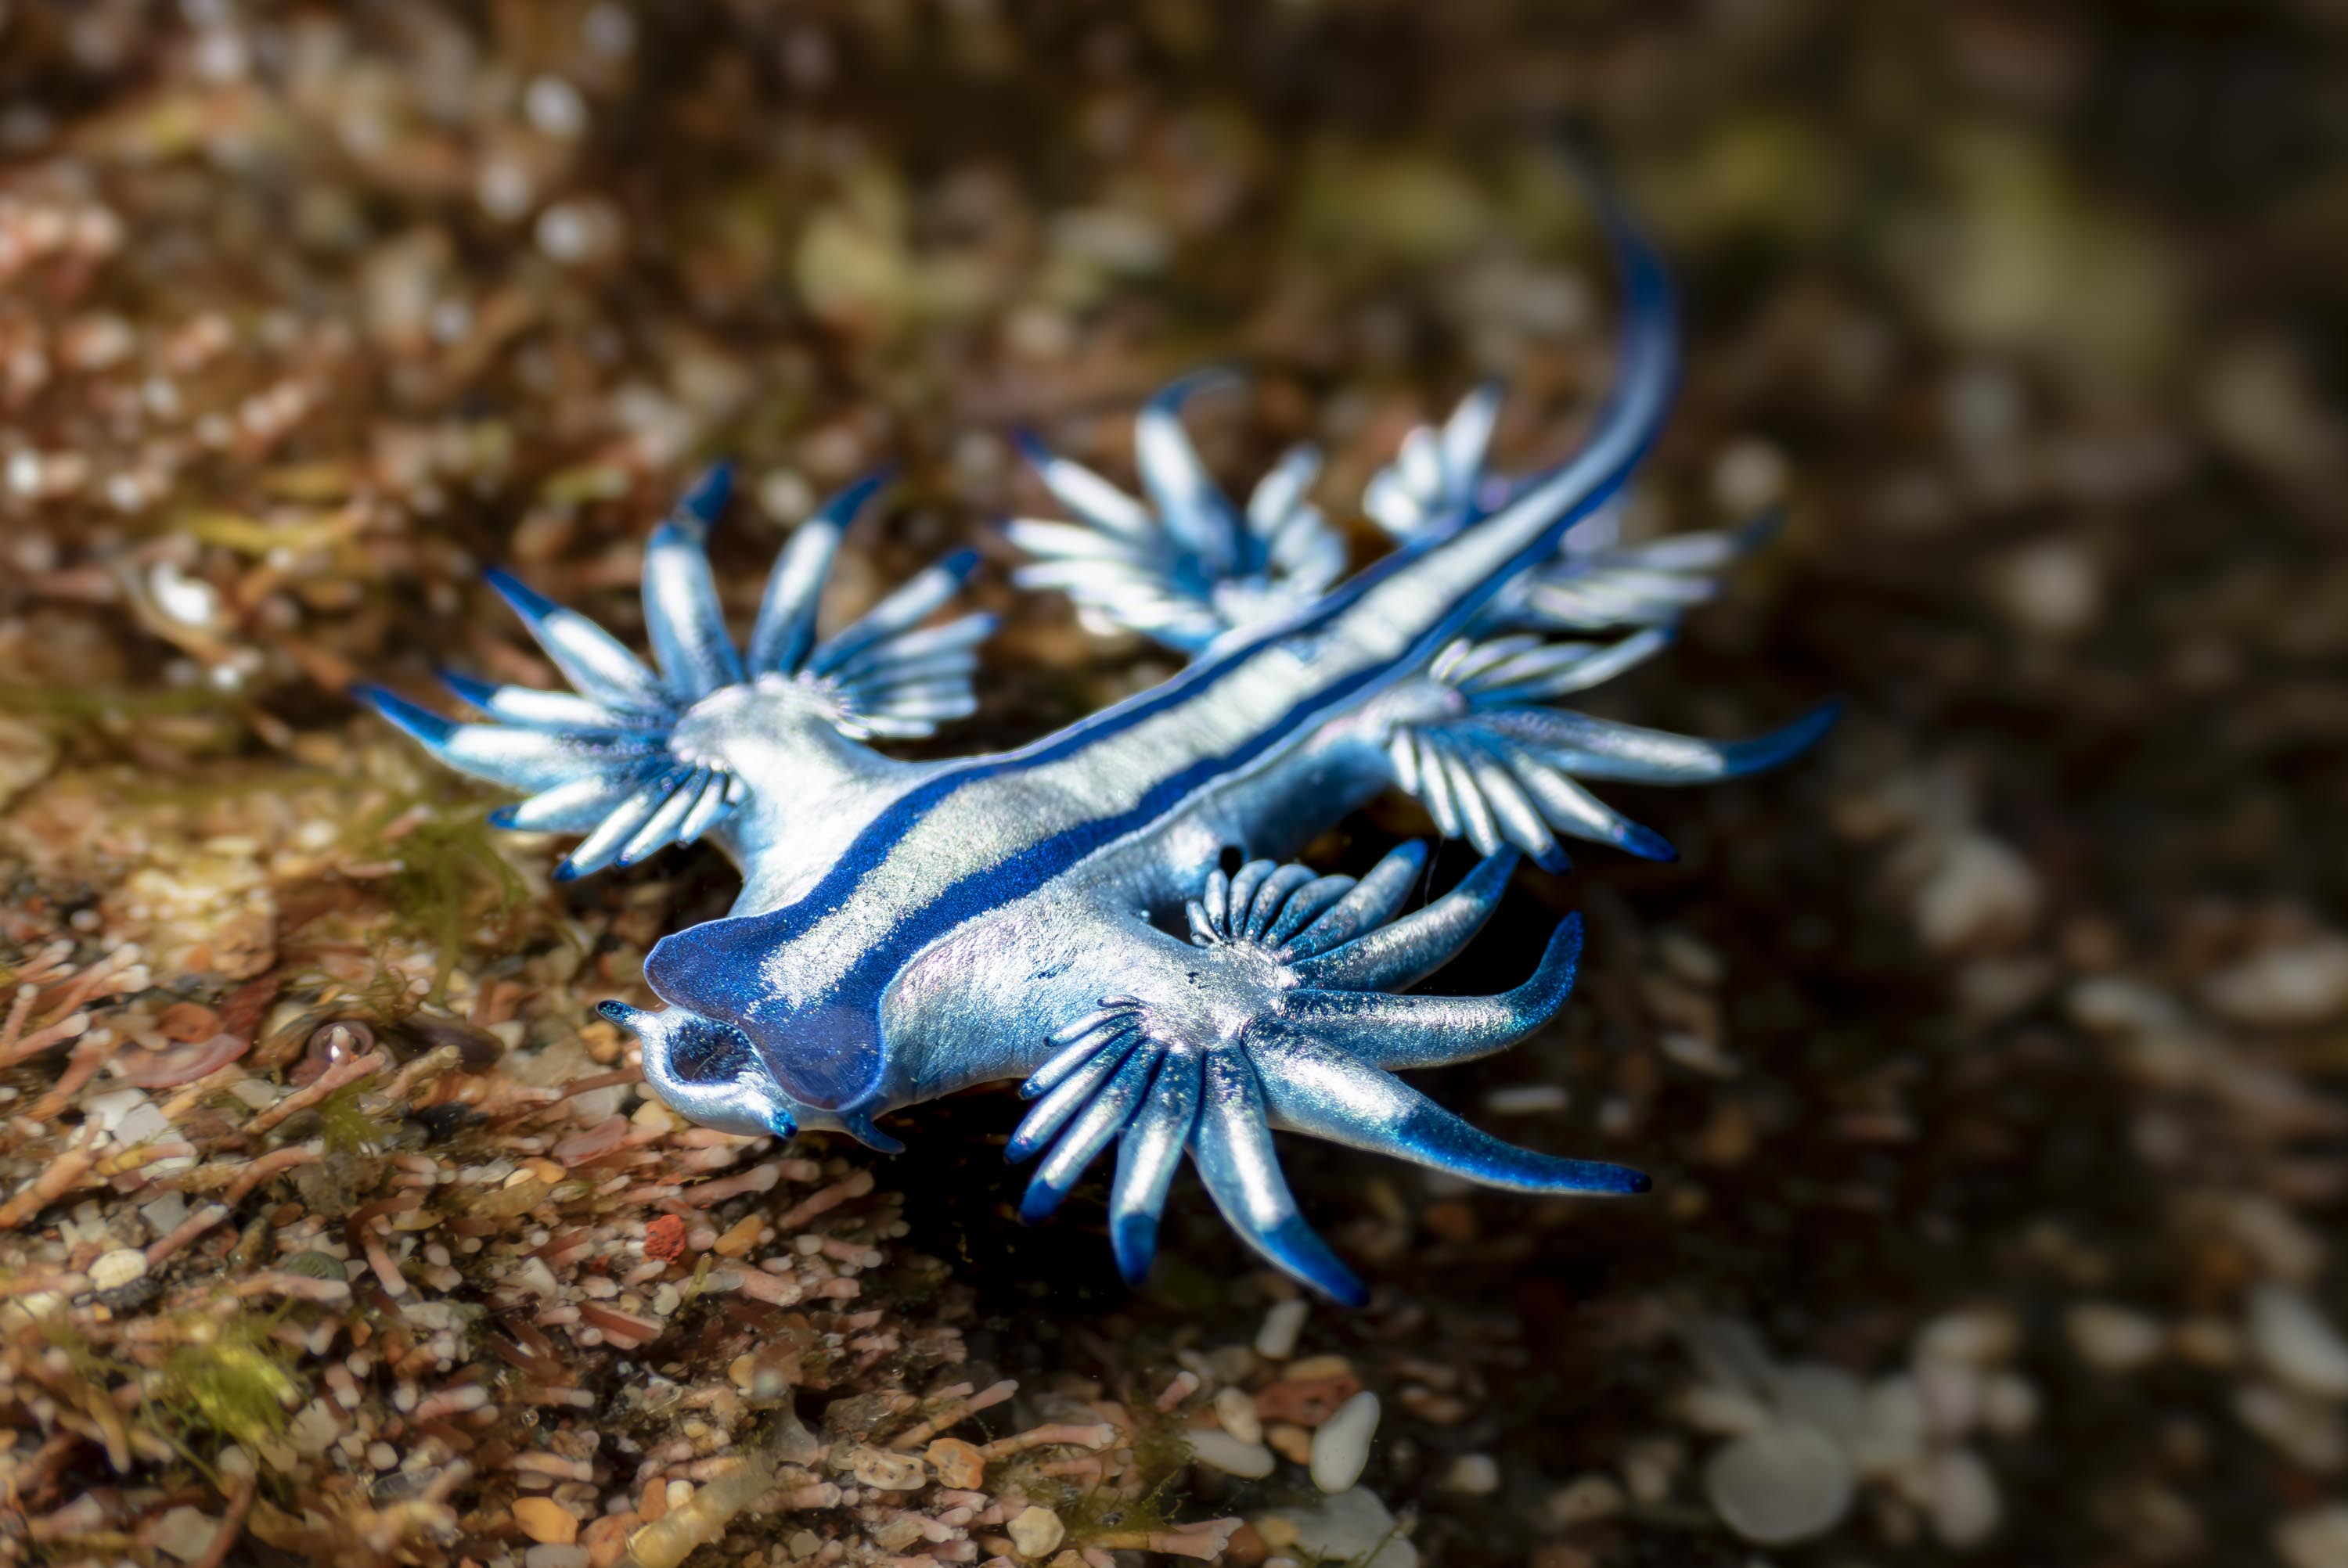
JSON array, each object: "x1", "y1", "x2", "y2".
[{"x1": 362, "y1": 207, "x2": 1831, "y2": 1303}]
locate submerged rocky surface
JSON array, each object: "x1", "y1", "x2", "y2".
[{"x1": 1, "y1": 3, "x2": 2344, "y2": 1566}]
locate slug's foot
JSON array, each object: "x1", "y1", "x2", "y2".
[
  {"x1": 357, "y1": 466, "x2": 995, "y2": 879},
  {"x1": 1008, "y1": 842, "x2": 1646, "y2": 1305}
]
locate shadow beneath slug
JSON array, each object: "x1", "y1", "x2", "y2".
[{"x1": 866, "y1": 1087, "x2": 1141, "y2": 1359}]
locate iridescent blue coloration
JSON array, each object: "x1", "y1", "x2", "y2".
[{"x1": 360, "y1": 207, "x2": 1831, "y2": 1304}]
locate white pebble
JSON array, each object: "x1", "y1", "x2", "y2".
[
  {"x1": 1441, "y1": 1454, "x2": 1499, "y2": 1495},
  {"x1": 1926, "y1": 1447, "x2": 2002, "y2": 1550},
  {"x1": 2237, "y1": 1382, "x2": 2348, "y2": 1470},
  {"x1": 1214, "y1": 1385, "x2": 1262, "y2": 1445},
  {"x1": 1256, "y1": 1298, "x2": 1309, "y2": 1360},
  {"x1": 1981, "y1": 1372, "x2": 2040, "y2": 1437},
  {"x1": 1621, "y1": 1438, "x2": 1683, "y2": 1504},
  {"x1": 2206, "y1": 937, "x2": 2348, "y2": 1027},
  {"x1": 523, "y1": 75, "x2": 587, "y2": 139},
  {"x1": 147, "y1": 560, "x2": 221, "y2": 629},
  {"x1": 1914, "y1": 833, "x2": 2041, "y2": 954},
  {"x1": 2067, "y1": 1302, "x2": 2166, "y2": 1374},
  {"x1": 2253, "y1": 1286, "x2": 2348, "y2": 1400},
  {"x1": 2067, "y1": 976, "x2": 2185, "y2": 1037},
  {"x1": 2278, "y1": 1505, "x2": 2348, "y2": 1568},
  {"x1": 1677, "y1": 1383, "x2": 1774, "y2": 1436},
  {"x1": 1991, "y1": 540, "x2": 2100, "y2": 638},
  {"x1": 1914, "y1": 1307, "x2": 2020, "y2": 1367},
  {"x1": 1703, "y1": 1423, "x2": 1855, "y2": 1545},
  {"x1": 1187, "y1": 1426, "x2": 1276, "y2": 1480},
  {"x1": 1311, "y1": 1390, "x2": 1381, "y2": 1493},
  {"x1": 758, "y1": 467, "x2": 815, "y2": 526},
  {"x1": 1712, "y1": 436, "x2": 1788, "y2": 515}
]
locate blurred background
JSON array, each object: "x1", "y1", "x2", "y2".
[{"x1": 1, "y1": 3, "x2": 2345, "y2": 1566}]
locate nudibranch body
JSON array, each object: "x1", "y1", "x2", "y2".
[{"x1": 362, "y1": 210, "x2": 1831, "y2": 1304}]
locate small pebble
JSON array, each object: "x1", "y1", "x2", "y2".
[
  {"x1": 1284, "y1": 1354, "x2": 1354, "y2": 1383},
  {"x1": 2236, "y1": 1382, "x2": 2348, "y2": 1470},
  {"x1": 1256, "y1": 1299, "x2": 1309, "y2": 1360},
  {"x1": 90, "y1": 1247, "x2": 148, "y2": 1294},
  {"x1": 2278, "y1": 1505, "x2": 2348, "y2": 1568},
  {"x1": 2250, "y1": 1286, "x2": 2348, "y2": 1399},
  {"x1": 848, "y1": 1445, "x2": 926, "y2": 1491},
  {"x1": 1980, "y1": 1372, "x2": 2040, "y2": 1437},
  {"x1": 523, "y1": 1548, "x2": 589, "y2": 1568},
  {"x1": 2067, "y1": 1302, "x2": 2165, "y2": 1373},
  {"x1": 1914, "y1": 1307, "x2": 2020, "y2": 1367},
  {"x1": 1702, "y1": 1423, "x2": 1855, "y2": 1545},
  {"x1": 1678, "y1": 1383, "x2": 1773, "y2": 1435},
  {"x1": 926, "y1": 1437, "x2": 985, "y2": 1491},
  {"x1": 1990, "y1": 539, "x2": 2100, "y2": 638},
  {"x1": 1927, "y1": 1447, "x2": 2002, "y2": 1549},
  {"x1": 1310, "y1": 1390, "x2": 1380, "y2": 1493},
  {"x1": 1482, "y1": 1084, "x2": 1569, "y2": 1115},
  {"x1": 150, "y1": 1505, "x2": 219, "y2": 1563},
  {"x1": 2205, "y1": 936, "x2": 2348, "y2": 1027},
  {"x1": 1914, "y1": 833, "x2": 2041, "y2": 954},
  {"x1": 513, "y1": 1497, "x2": 578, "y2": 1545},
  {"x1": 1621, "y1": 1440, "x2": 1680, "y2": 1505},
  {"x1": 1441, "y1": 1453, "x2": 1498, "y2": 1495},
  {"x1": 1007, "y1": 1505, "x2": 1065, "y2": 1557},
  {"x1": 1266, "y1": 1422, "x2": 1314, "y2": 1465},
  {"x1": 524, "y1": 75, "x2": 588, "y2": 139},
  {"x1": 1188, "y1": 1426, "x2": 1277, "y2": 1479}
]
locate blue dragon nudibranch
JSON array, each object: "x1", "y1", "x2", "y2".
[{"x1": 359, "y1": 210, "x2": 1831, "y2": 1304}]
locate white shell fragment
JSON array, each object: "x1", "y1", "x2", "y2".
[
  {"x1": 1311, "y1": 1390, "x2": 1381, "y2": 1493},
  {"x1": 1702, "y1": 1422, "x2": 1856, "y2": 1545}
]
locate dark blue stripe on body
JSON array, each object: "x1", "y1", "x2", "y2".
[{"x1": 646, "y1": 209, "x2": 1678, "y2": 1050}]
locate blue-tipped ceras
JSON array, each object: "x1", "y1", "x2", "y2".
[{"x1": 361, "y1": 207, "x2": 1832, "y2": 1304}]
